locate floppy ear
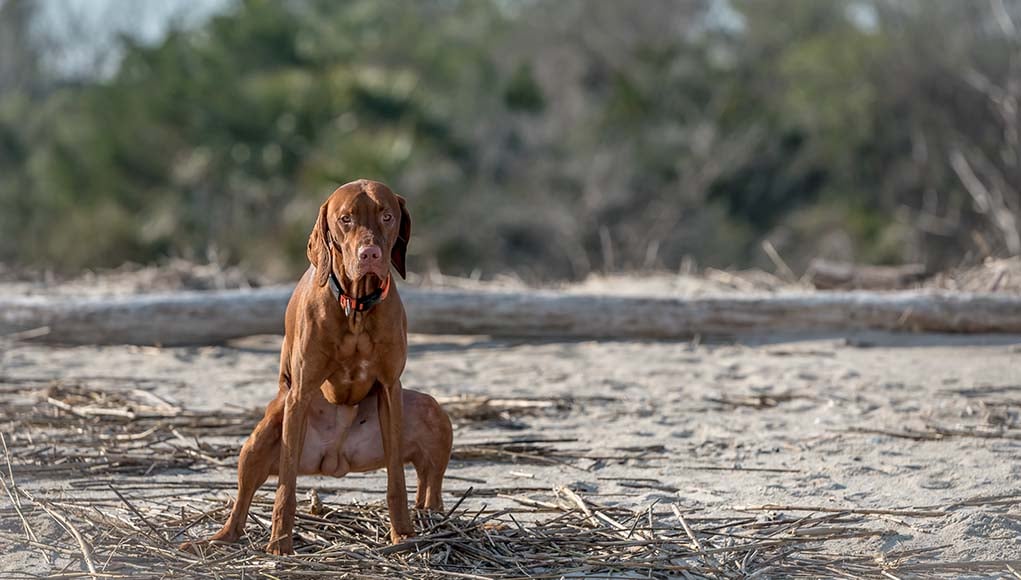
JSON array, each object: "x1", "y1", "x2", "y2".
[
  {"x1": 390, "y1": 195, "x2": 411, "y2": 279},
  {"x1": 306, "y1": 203, "x2": 332, "y2": 287}
]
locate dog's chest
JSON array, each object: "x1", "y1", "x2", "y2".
[
  {"x1": 321, "y1": 334, "x2": 380, "y2": 405},
  {"x1": 321, "y1": 363, "x2": 377, "y2": 405}
]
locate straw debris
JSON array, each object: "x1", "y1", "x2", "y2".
[{"x1": 1, "y1": 380, "x2": 1017, "y2": 578}]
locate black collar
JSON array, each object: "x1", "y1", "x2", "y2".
[{"x1": 328, "y1": 270, "x2": 392, "y2": 317}]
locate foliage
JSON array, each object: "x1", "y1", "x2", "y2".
[{"x1": 1, "y1": 0, "x2": 1019, "y2": 279}]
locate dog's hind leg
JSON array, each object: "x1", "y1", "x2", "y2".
[{"x1": 180, "y1": 394, "x2": 283, "y2": 552}]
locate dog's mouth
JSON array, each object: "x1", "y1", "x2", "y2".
[{"x1": 350, "y1": 272, "x2": 385, "y2": 299}]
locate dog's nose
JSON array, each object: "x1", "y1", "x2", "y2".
[{"x1": 358, "y1": 244, "x2": 382, "y2": 263}]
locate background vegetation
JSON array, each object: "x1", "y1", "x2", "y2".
[{"x1": 2, "y1": 0, "x2": 1019, "y2": 281}]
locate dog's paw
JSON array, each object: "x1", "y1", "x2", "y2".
[
  {"x1": 265, "y1": 536, "x2": 294, "y2": 555},
  {"x1": 178, "y1": 539, "x2": 206, "y2": 554},
  {"x1": 179, "y1": 528, "x2": 239, "y2": 554},
  {"x1": 389, "y1": 529, "x2": 415, "y2": 545}
]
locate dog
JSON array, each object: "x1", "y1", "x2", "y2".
[{"x1": 181, "y1": 179, "x2": 425, "y2": 554}]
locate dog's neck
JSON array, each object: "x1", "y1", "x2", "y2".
[{"x1": 326, "y1": 269, "x2": 392, "y2": 318}]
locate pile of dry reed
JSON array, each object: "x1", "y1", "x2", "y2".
[{"x1": 1, "y1": 379, "x2": 1017, "y2": 578}]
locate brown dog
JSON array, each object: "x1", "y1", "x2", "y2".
[{"x1": 184, "y1": 180, "x2": 421, "y2": 554}]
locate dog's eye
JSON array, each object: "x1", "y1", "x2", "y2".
[
  {"x1": 382, "y1": 213, "x2": 393, "y2": 223},
  {"x1": 340, "y1": 215, "x2": 352, "y2": 224}
]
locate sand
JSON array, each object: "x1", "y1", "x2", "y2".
[{"x1": 1, "y1": 268, "x2": 1020, "y2": 577}]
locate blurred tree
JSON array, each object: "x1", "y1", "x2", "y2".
[
  {"x1": 0, "y1": 0, "x2": 44, "y2": 96},
  {"x1": 1, "y1": 0, "x2": 503, "y2": 276},
  {"x1": 1, "y1": 0, "x2": 1018, "y2": 279},
  {"x1": 870, "y1": 0, "x2": 1021, "y2": 264}
]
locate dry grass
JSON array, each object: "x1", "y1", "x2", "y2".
[{"x1": 1, "y1": 381, "x2": 1019, "y2": 578}]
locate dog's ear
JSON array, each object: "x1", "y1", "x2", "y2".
[
  {"x1": 390, "y1": 195, "x2": 411, "y2": 279},
  {"x1": 307, "y1": 203, "x2": 332, "y2": 287}
]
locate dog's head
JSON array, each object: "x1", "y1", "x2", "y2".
[{"x1": 306, "y1": 179, "x2": 411, "y2": 292}]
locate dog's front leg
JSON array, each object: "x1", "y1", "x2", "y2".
[
  {"x1": 266, "y1": 358, "x2": 323, "y2": 555},
  {"x1": 377, "y1": 379, "x2": 413, "y2": 543}
]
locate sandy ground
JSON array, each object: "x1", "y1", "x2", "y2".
[
  {"x1": 1, "y1": 262, "x2": 1021, "y2": 576},
  {"x1": 2, "y1": 324, "x2": 1020, "y2": 576}
]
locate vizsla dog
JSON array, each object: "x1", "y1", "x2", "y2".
[{"x1": 182, "y1": 179, "x2": 437, "y2": 554}]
